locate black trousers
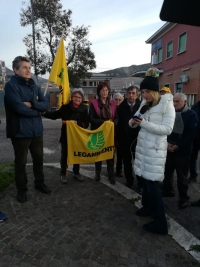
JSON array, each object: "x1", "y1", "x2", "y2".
[
  {"x1": 142, "y1": 179, "x2": 168, "y2": 230},
  {"x1": 60, "y1": 143, "x2": 79, "y2": 175},
  {"x1": 95, "y1": 158, "x2": 114, "y2": 177},
  {"x1": 116, "y1": 148, "x2": 123, "y2": 173},
  {"x1": 189, "y1": 145, "x2": 199, "y2": 179},
  {"x1": 121, "y1": 150, "x2": 134, "y2": 185},
  {"x1": 163, "y1": 152, "x2": 190, "y2": 201},
  {"x1": 121, "y1": 149, "x2": 143, "y2": 187},
  {"x1": 11, "y1": 136, "x2": 44, "y2": 190}
]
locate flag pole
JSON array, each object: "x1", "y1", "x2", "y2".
[{"x1": 43, "y1": 30, "x2": 65, "y2": 97}]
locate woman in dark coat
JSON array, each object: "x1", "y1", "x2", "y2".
[
  {"x1": 43, "y1": 88, "x2": 89, "y2": 184},
  {"x1": 89, "y1": 82, "x2": 117, "y2": 185}
]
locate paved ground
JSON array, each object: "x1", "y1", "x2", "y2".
[
  {"x1": 0, "y1": 165, "x2": 200, "y2": 267},
  {"x1": 1, "y1": 114, "x2": 200, "y2": 266}
]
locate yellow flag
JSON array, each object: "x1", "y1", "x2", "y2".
[
  {"x1": 48, "y1": 36, "x2": 70, "y2": 105},
  {"x1": 67, "y1": 121, "x2": 114, "y2": 164}
]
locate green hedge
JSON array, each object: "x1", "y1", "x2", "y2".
[{"x1": 0, "y1": 163, "x2": 15, "y2": 191}]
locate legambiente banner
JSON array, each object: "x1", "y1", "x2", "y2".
[{"x1": 67, "y1": 121, "x2": 114, "y2": 164}]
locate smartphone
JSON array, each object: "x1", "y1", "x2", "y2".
[{"x1": 132, "y1": 115, "x2": 142, "y2": 120}]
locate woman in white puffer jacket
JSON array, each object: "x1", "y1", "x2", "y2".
[{"x1": 129, "y1": 68, "x2": 175, "y2": 235}]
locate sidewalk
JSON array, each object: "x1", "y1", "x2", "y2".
[{"x1": 0, "y1": 165, "x2": 199, "y2": 267}]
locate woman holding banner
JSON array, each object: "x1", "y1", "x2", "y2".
[
  {"x1": 89, "y1": 82, "x2": 117, "y2": 185},
  {"x1": 42, "y1": 88, "x2": 89, "y2": 184}
]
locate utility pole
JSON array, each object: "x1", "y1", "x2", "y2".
[{"x1": 30, "y1": 0, "x2": 38, "y2": 84}]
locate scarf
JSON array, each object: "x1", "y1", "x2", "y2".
[
  {"x1": 98, "y1": 98, "x2": 111, "y2": 120},
  {"x1": 73, "y1": 103, "x2": 79, "y2": 108},
  {"x1": 172, "y1": 104, "x2": 189, "y2": 134}
]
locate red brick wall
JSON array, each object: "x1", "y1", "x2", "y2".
[{"x1": 158, "y1": 62, "x2": 200, "y2": 100}]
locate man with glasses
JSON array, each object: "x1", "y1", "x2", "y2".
[{"x1": 116, "y1": 86, "x2": 142, "y2": 191}]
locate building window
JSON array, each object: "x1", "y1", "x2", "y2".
[
  {"x1": 158, "y1": 47, "x2": 162, "y2": 63},
  {"x1": 178, "y1": 32, "x2": 187, "y2": 53},
  {"x1": 82, "y1": 81, "x2": 87, "y2": 86},
  {"x1": 175, "y1": 83, "x2": 182, "y2": 93},
  {"x1": 94, "y1": 81, "x2": 96, "y2": 86},
  {"x1": 89, "y1": 81, "x2": 93, "y2": 86},
  {"x1": 166, "y1": 41, "x2": 173, "y2": 58}
]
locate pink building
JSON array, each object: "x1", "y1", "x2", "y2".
[{"x1": 146, "y1": 22, "x2": 200, "y2": 105}]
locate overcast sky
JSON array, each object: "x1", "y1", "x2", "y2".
[{"x1": 0, "y1": 0, "x2": 165, "y2": 76}]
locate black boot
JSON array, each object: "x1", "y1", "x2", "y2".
[
  {"x1": 35, "y1": 184, "x2": 51, "y2": 194},
  {"x1": 136, "y1": 207, "x2": 151, "y2": 217},
  {"x1": 95, "y1": 171, "x2": 101, "y2": 182},
  {"x1": 143, "y1": 221, "x2": 168, "y2": 235},
  {"x1": 17, "y1": 189, "x2": 27, "y2": 203},
  {"x1": 109, "y1": 176, "x2": 116, "y2": 185}
]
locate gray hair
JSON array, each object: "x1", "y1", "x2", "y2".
[
  {"x1": 113, "y1": 93, "x2": 124, "y2": 100},
  {"x1": 71, "y1": 88, "x2": 84, "y2": 99},
  {"x1": 12, "y1": 56, "x2": 30, "y2": 70},
  {"x1": 127, "y1": 85, "x2": 139, "y2": 95},
  {"x1": 174, "y1": 93, "x2": 187, "y2": 101}
]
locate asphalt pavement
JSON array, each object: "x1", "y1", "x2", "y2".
[{"x1": 0, "y1": 114, "x2": 200, "y2": 266}]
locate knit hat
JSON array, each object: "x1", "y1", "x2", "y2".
[
  {"x1": 71, "y1": 88, "x2": 84, "y2": 99},
  {"x1": 140, "y1": 68, "x2": 160, "y2": 91},
  {"x1": 160, "y1": 86, "x2": 171, "y2": 93}
]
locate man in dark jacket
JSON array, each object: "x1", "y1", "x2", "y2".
[
  {"x1": 162, "y1": 93, "x2": 198, "y2": 209},
  {"x1": 4, "y1": 56, "x2": 50, "y2": 203},
  {"x1": 117, "y1": 85, "x2": 141, "y2": 189},
  {"x1": 188, "y1": 100, "x2": 200, "y2": 182},
  {"x1": 190, "y1": 100, "x2": 200, "y2": 207}
]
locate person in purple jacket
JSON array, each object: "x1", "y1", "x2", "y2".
[{"x1": 89, "y1": 82, "x2": 118, "y2": 185}]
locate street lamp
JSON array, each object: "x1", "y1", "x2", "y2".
[{"x1": 30, "y1": 0, "x2": 38, "y2": 84}]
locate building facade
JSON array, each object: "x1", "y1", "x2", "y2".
[
  {"x1": 81, "y1": 74, "x2": 143, "y2": 101},
  {"x1": 146, "y1": 22, "x2": 200, "y2": 105}
]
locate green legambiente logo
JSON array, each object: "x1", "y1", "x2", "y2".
[{"x1": 87, "y1": 131, "x2": 105, "y2": 150}]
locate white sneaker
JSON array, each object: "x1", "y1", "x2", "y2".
[
  {"x1": 73, "y1": 173, "x2": 84, "y2": 182},
  {"x1": 60, "y1": 175, "x2": 68, "y2": 184}
]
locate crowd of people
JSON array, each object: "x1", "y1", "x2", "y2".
[{"x1": 1, "y1": 55, "x2": 200, "y2": 235}]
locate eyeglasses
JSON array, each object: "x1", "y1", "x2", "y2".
[
  {"x1": 115, "y1": 99, "x2": 122, "y2": 101},
  {"x1": 73, "y1": 95, "x2": 82, "y2": 99}
]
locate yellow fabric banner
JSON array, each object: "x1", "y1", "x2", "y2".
[
  {"x1": 67, "y1": 121, "x2": 114, "y2": 164},
  {"x1": 48, "y1": 36, "x2": 70, "y2": 106}
]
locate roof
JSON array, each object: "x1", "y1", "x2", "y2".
[
  {"x1": 132, "y1": 71, "x2": 146, "y2": 78},
  {"x1": 132, "y1": 69, "x2": 164, "y2": 78},
  {"x1": 145, "y1": 22, "x2": 176, "y2": 44}
]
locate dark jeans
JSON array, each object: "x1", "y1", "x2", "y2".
[
  {"x1": 60, "y1": 143, "x2": 79, "y2": 175},
  {"x1": 163, "y1": 152, "x2": 190, "y2": 201},
  {"x1": 189, "y1": 145, "x2": 199, "y2": 179},
  {"x1": 95, "y1": 158, "x2": 114, "y2": 177},
  {"x1": 116, "y1": 148, "x2": 123, "y2": 173},
  {"x1": 11, "y1": 136, "x2": 44, "y2": 190},
  {"x1": 142, "y1": 179, "x2": 167, "y2": 230}
]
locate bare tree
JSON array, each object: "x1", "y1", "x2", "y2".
[{"x1": 20, "y1": 0, "x2": 96, "y2": 86}]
